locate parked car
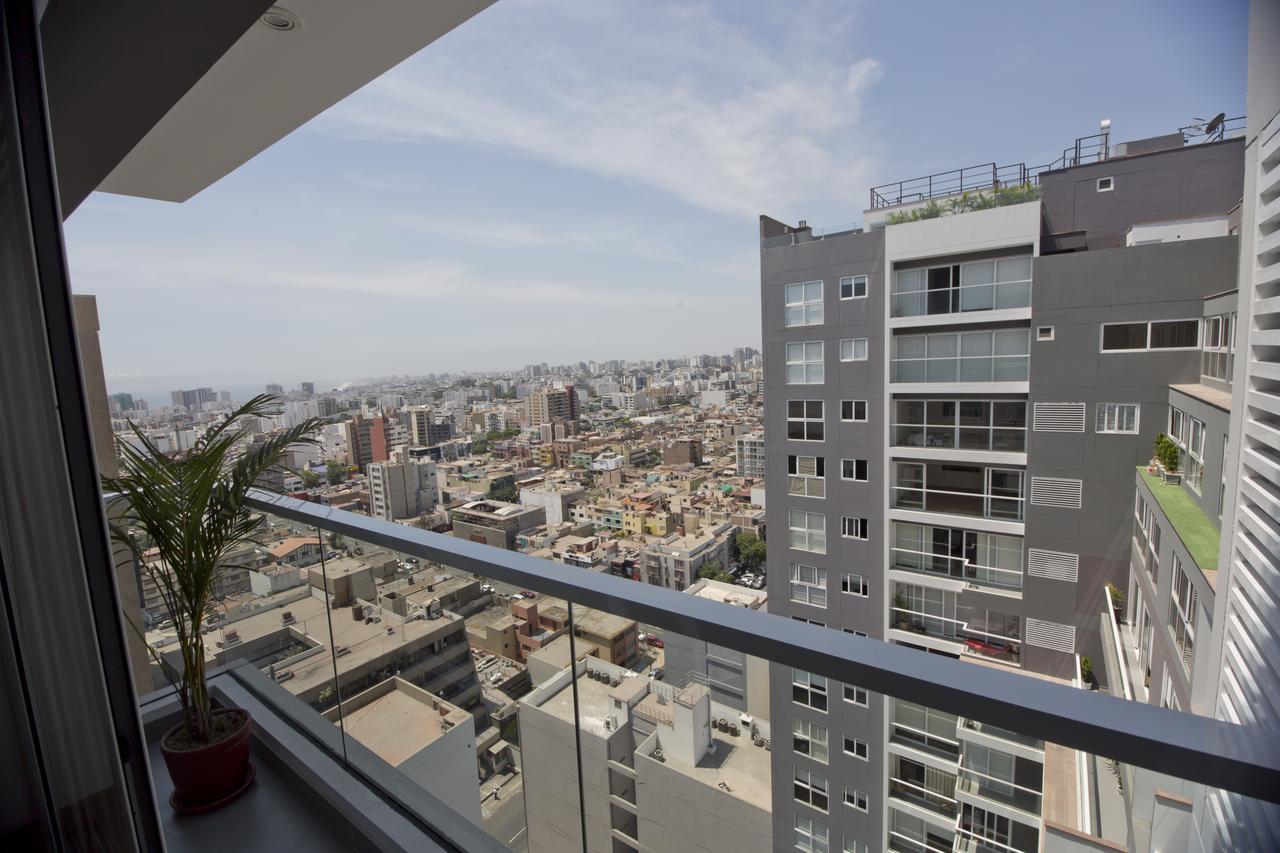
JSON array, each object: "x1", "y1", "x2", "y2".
[
  {"x1": 480, "y1": 583, "x2": 494, "y2": 593},
  {"x1": 647, "y1": 634, "x2": 664, "y2": 649},
  {"x1": 520, "y1": 589, "x2": 536, "y2": 599},
  {"x1": 509, "y1": 593, "x2": 525, "y2": 601}
]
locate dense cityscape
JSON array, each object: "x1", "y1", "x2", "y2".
[{"x1": 4, "y1": 3, "x2": 1278, "y2": 853}]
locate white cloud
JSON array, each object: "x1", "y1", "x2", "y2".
[{"x1": 318, "y1": 0, "x2": 883, "y2": 220}]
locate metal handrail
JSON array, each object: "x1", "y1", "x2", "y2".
[{"x1": 244, "y1": 489, "x2": 1280, "y2": 804}]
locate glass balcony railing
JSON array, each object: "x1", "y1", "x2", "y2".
[
  {"x1": 890, "y1": 258, "x2": 1033, "y2": 319},
  {"x1": 119, "y1": 491, "x2": 1280, "y2": 853},
  {"x1": 892, "y1": 330, "x2": 1031, "y2": 384}
]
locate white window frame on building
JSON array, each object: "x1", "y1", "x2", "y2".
[
  {"x1": 843, "y1": 788, "x2": 869, "y2": 812},
  {"x1": 841, "y1": 573, "x2": 868, "y2": 596},
  {"x1": 787, "y1": 342, "x2": 826, "y2": 384},
  {"x1": 794, "y1": 815, "x2": 829, "y2": 853},
  {"x1": 787, "y1": 400, "x2": 825, "y2": 441},
  {"x1": 788, "y1": 456, "x2": 826, "y2": 498},
  {"x1": 839, "y1": 338, "x2": 869, "y2": 362},
  {"x1": 1099, "y1": 319, "x2": 1201, "y2": 352},
  {"x1": 785, "y1": 281, "x2": 824, "y2": 328},
  {"x1": 841, "y1": 400, "x2": 868, "y2": 422},
  {"x1": 792, "y1": 669, "x2": 829, "y2": 712},
  {"x1": 841, "y1": 517, "x2": 869, "y2": 540},
  {"x1": 844, "y1": 684, "x2": 869, "y2": 706},
  {"x1": 794, "y1": 767, "x2": 830, "y2": 812},
  {"x1": 843, "y1": 735, "x2": 869, "y2": 760},
  {"x1": 793, "y1": 717, "x2": 830, "y2": 764},
  {"x1": 839, "y1": 275, "x2": 868, "y2": 300},
  {"x1": 841, "y1": 458, "x2": 869, "y2": 482},
  {"x1": 1096, "y1": 402, "x2": 1139, "y2": 434},
  {"x1": 789, "y1": 510, "x2": 827, "y2": 554},
  {"x1": 791, "y1": 563, "x2": 828, "y2": 608}
]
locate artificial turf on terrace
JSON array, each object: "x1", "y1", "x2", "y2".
[{"x1": 1136, "y1": 466, "x2": 1219, "y2": 571}]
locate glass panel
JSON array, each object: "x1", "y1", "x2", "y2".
[{"x1": 1102, "y1": 323, "x2": 1147, "y2": 350}]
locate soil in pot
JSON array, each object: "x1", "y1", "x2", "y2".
[{"x1": 162, "y1": 708, "x2": 254, "y2": 814}]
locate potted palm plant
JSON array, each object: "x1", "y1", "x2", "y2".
[{"x1": 107, "y1": 395, "x2": 324, "y2": 813}]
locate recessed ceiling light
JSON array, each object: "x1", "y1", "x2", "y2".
[{"x1": 260, "y1": 7, "x2": 299, "y2": 31}]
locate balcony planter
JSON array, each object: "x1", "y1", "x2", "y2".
[
  {"x1": 161, "y1": 708, "x2": 254, "y2": 812},
  {"x1": 107, "y1": 396, "x2": 323, "y2": 815}
]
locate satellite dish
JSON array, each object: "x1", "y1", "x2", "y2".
[{"x1": 1205, "y1": 112, "x2": 1226, "y2": 135}]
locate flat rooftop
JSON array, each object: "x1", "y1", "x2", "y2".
[
  {"x1": 1170, "y1": 382, "x2": 1231, "y2": 412},
  {"x1": 536, "y1": 669, "x2": 638, "y2": 737},
  {"x1": 332, "y1": 679, "x2": 469, "y2": 767},
  {"x1": 640, "y1": 727, "x2": 772, "y2": 811},
  {"x1": 212, "y1": 593, "x2": 463, "y2": 696},
  {"x1": 687, "y1": 578, "x2": 766, "y2": 609}
]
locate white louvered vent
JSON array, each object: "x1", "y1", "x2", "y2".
[
  {"x1": 1033, "y1": 402, "x2": 1086, "y2": 432},
  {"x1": 1030, "y1": 477, "x2": 1083, "y2": 509},
  {"x1": 1027, "y1": 548, "x2": 1079, "y2": 582},
  {"x1": 1026, "y1": 619, "x2": 1076, "y2": 653}
]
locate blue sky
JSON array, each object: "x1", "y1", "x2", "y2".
[{"x1": 64, "y1": 0, "x2": 1248, "y2": 400}]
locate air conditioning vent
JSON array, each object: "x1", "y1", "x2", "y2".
[
  {"x1": 1031, "y1": 477, "x2": 1083, "y2": 509},
  {"x1": 1026, "y1": 619, "x2": 1076, "y2": 653},
  {"x1": 1027, "y1": 548, "x2": 1079, "y2": 582},
  {"x1": 1033, "y1": 402, "x2": 1086, "y2": 432}
]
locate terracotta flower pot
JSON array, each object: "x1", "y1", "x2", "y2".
[{"x1": 161, "y1": 708, "x2": 254, "y2": 814}]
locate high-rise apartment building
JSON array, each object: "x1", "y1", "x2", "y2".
[
  {"x1": 406, "y1": 404, "x2": 454, "y2": 446},
  {"x1": 367, "y1": 448, "x2": 440, "y2": 521},
  {"x1": 109, "y1": 391, "x2": 135, "y2": 412},
  {"x1": 762, "y1": 122, "x2": 1246, "y2": 853},
  {"x1": 736, "y1": 431, "x2": 765, "y2": 479},
  {"x1": 169, "y1": 386, "x2": 215, "y2": 409},
  {"x1": 265, "y1": 382, "x2": 284, "y2": 395},
  {"x1": 347, "y1": 413, "x2": 393, "y2": 471},
  {"x1": 527, "y1": 385, "x2": 578, "y2": 427},
  {"x1": 300, "y1": 381, "x2": 315, "y2": 396}
]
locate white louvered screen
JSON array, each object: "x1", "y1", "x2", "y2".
[
  {"x1": 1026, "y1": 619, "x2": 1076, "y2": 653},
  {"x1": 1027, "y1": 548, "x2": 1079, "y2": 582},
  {"x1": 1033, "y1": 402, "x2": 1086, "y2": 432},
  {"x1": 1030, "y1": 477, "x2": 1083, "y2": 509}
]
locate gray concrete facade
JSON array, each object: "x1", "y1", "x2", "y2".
[
  {"x1": 761, "y1": 221, "x2": 887, "y2": 853},
  {"x1": 1026, "y1": 237, "x2": 1239, "y2": 678}
]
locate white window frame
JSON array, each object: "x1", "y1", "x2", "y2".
[
  {"x1": 841, "y1": 458, "x2": 869, "y2": 482},
  {"x1": 841, "y1": 517, "x2": 869, "y2": 540},
  {"x1": 843, "y1": 736, "x2": 869, "y2": 760},
  {"x1": 787, "y1": 400, "x2": 825, "y2": 441},
  {"x1": 785, "y1": 281, "x2": 824, "y2": 328},
  {"x1": 794, "y1": 767, "x2": 830, "y2": 812},
  {"x1": 794, "y1": 815, "x2": 829, "y2": 853},
  {"x1": 788, "y1": 455, "x2": 826, "y2": 499},
  {"x1": 1100, "y1": 319, "x2": 1201, "y2": 352},
  {"x1": 1036, "y1": 325, "x2": 1055, "y2": 341},
  {"x1": 1169, "y1": 406, "x2": 1185, "y2": 443},
  {"x1": 841, "y1": 400, "x2": 868, "y2": 422},
  {"x1": 790, "y1": 563, "x2": 828, "y2": 608},
  {"x1": 793, "y1": 718, "x2": 830, "y2": 764},
  {"x1": 841, "y1": 573, "x2": 868, "y2": 596},
  {"x1": 843, "y1": 840, "x2": 869, "y2": 853},
  {"x1": 843, "y1": 787, "x2": 869, "y2": 812},
  {"x1": 1096, "y1": 176, "x2": 1114, "y2": 192},
  {"x1": 787, "y1": 342, "x2": 826, "y2": 384},
  {"x1": 1096, "y1": 402, "x2": 1140, "y2": 434},
  {"x1": 839, "y1": 338, "x2": 869, "y2": 362},
  {"x1": 839, "y1": 275, "x2": 868, "y2": 300},
  {"x1": 789, "y1": 510, "x2": 827, "y2": 554},
  {"x1": 844, "y1": 684, "x2": 869, "y2": 706},
  {"x1": 792, "y1": 669, "x2": 829, "y2": 712}
]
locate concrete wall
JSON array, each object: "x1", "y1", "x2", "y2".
[
  {"x1": 761, "y1": 225, "x2": 886, "y2": 850},
  {"x1": 1026, "y1": 237, "x2": 1237, "y2": 677},
  {"x1": 1038, "y1": 139, "x2": 1244, "y2": 251},
  {"x1": 635, "y1": 748, "x2": 771, "y2": 853}
]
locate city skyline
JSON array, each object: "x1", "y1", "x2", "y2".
[{"x1": 63, "y1": 0, "x2": 1245, "y2": 387}]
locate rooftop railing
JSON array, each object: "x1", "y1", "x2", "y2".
[{"x1": 131, "y1": 488, "x2": 1280, "y2": 851}]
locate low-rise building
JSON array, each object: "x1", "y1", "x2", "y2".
[
  {"x1": 640, "y1": 522, "x2": 735, "y2": 591},
  {"x1": 450, "y1": 499, "x2": 546, "y2": 550},
  {"x1": 322, "y1": 677, "x2": 481, "y2": 825},
  {"x1": 519, "y1": 659, "x2": 771, "y2": 853},
  {"x1": 664, "y1": 579, "x2": 770, "y2": 719}
]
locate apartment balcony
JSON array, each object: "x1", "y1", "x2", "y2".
[
  {"x1": 890, "y1": 398, "x2": 1028, "y2": 460},
  {"x1": 892, "y1": 461, "x2": 1025, "y2": 526},
  {"x1": 890, "y1": 328, "x2": 1031, "y2": 393},
  {"x1": 889, "y1": 256, "x2": 1033, "y2": 327},
  {"x1": 73, "y1": 491, "x2": 1280, "y2": 853}
]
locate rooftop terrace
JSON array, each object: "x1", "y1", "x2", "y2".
[{"x1": 1136, "y1": 467, "x2": 1221, "y2": 573}]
